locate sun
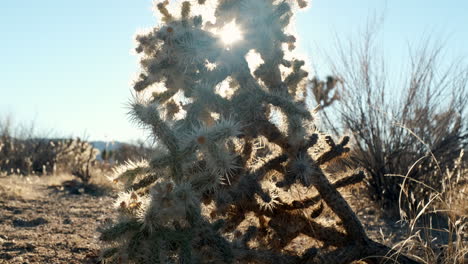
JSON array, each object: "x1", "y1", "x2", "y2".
[{"x1": 218, "y1": 21, "x2": 242, "y2": 45}]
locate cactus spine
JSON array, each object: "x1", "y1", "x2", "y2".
[{"x1": 99, "y1": 1, "x2": 420, "y2": 263}]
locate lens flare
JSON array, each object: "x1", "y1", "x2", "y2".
[{"x1": 218, "y1": 21, "x2": 242, "y2": 45}]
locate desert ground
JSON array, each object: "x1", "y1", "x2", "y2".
[
  {"x1": 0, "y1": 175, "x2": 116, "y2": 264},
  {"x1": 1, "y1": 173, "x2": 448, "y2": 264}
]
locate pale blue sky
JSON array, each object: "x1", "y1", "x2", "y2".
[{"x1": 1, "y1": 0, "x2": 466, "y2": 142}]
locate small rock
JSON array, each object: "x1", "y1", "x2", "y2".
[
  {"x1": 24, "y1": 243, "x2": 35, "y2": 252},
  {"x1": 0, "y1": 234, "x2": 8, "y2": 242}
]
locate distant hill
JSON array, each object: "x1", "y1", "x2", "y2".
[
  {"x1": 90, "y1": 141, "x2": 124, "y2": 161},
  {"x1": 90, "y1": 141, "x2": 151, "y2": 162},
  {"x1": 90, "y1": 141, "x2": 123, "y2": 152}
]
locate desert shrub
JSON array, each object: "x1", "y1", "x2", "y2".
[
  {"x1": 0, "y1": 120, "x2": 56, "y2": 175},
  {"x1": 53, "y1": 138, "x2": 99, "y2": 183},
  {"x1": 98, "y1": 1, "x2": 419, "y2": 263},
  {"x1": 0, "y1": 116, "x2": 39, "y2": 175},
  {"x1": 0, "y1": 118, "x2": 98, "y2": 182},
  {"x1": 316, "y1": 23, "x2": 468, "y2": 216},
  {"x1": 0, "y1": 136, "x2": 98, "y2": 182}
]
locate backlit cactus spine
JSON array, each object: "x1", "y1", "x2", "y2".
[{"x1": 99, "y1": 0, "x2": 420, "y2": 263}]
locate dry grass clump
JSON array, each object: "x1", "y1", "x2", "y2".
[
  {"x1": 387, "y1": 150, "x2": 467, "y2": 264},
  {"x1": 310, "y1": 17, "x2": 468, "y2": 263},
  {"x1": 316, "y1": 20, "x2": 468, "y2": 218}
]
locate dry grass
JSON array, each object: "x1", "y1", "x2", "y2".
[
  {"x1": 316, "y1": 17, "x2": 468, "y2": 216},
  {"x1": 392, "y1": 154, "x2": 467, "y2": 264},
  {"x1": 0, "y1": 174, "x2": 74, "y2": 200},
  {"x1": 396, "y1": 145, "x2": 464, "y2": 264},
  {"x1": 310, "y1": 15, "x2": 468, "y2": 263},
  {"x1": 0, "y1": 171, "x2": 115, "y2": 200}
]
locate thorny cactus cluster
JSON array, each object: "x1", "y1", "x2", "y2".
[
  {"x1": 54, "y1": 138, "x2": 99, "y2": 182},
  {"x1": 0, "y1": 136, "x2": 97, "y2": 182},
  {"x1": 99, "y1": 0, "x2": 419, "y2": 263}
]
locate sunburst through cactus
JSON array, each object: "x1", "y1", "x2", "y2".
[{"x1": 98, "y1": 0, "x2": 420, "y2": 263}]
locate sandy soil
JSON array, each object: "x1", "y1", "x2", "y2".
[
  {"x1": 0, "y1": 174, "x2": 460, "y2": 263},
  {"x1": 0, "y1": 176, "x2": 401, "y2": 264},
  {"x1": 0, "y1": 177, "x2": 115, "y2": 264}
]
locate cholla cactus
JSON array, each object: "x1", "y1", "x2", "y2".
[
  {"x1": 99, "y1": 1, "x2": 419, "y2": 263},
  {"x1": 0, "y1": 135, "x2": 97, "y2": 180},
  {"x1": 54, "y1": 138, "x2": 99, "y2": 182}
]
